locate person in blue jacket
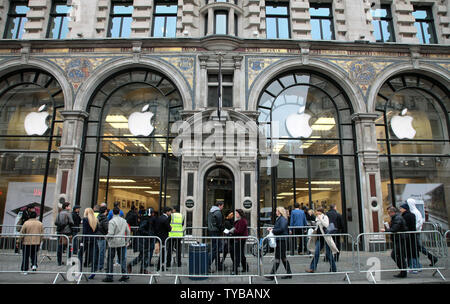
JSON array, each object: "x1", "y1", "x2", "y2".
[
  {"x1": 290, "y1": 202, "x2": 308, "y2": 255},
  {"x1": 266, "y1": 207, "x2": 292, "y2": 280},
  {"x1": 107, "y1": 202, "x2": 124, "y2": 220}
]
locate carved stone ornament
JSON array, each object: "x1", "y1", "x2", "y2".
[
  {"x1": 183, "y1": 161, "x2": 199, "y2": 170},
  {"x1": 58, "y1": 158, "x2": 75, "y2": 170},
  {"x1": 239, "y1": 161, "x2": 256, "y2": 171}
]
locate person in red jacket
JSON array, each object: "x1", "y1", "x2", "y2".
[{"x1": 228, "y1": 209, "x2": 249, "y2": 275}]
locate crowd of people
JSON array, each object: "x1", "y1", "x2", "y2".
[{"x1": 15, "y1": 198, "x2": 439, "y2": 281}]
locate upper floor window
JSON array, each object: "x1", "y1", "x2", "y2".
[
  {"x1": 108, "y1": 1, "x2": 133, "y2": 38},
  {"x1": 310, "y1": 3, "x2": 334, "y2": 40},
  {"x1": 47, "y1": 1, "x2": 72, "y2": 39},
  {"x1": 266, "y1": 2, "x2": 290, "y2": 39},
  {"x1": 371, "y1": 4, "x2": 395, "y2": 42},
  {"x1": 208, "y1": 73, "x2": 233, "y2": 108},
  {"x1": 4, "y1": 1, "x2": 29, "y2": 39},
  {"x1": 214, "y1": 10, "x2": 228, "y2": 35},
  {"x1": 206, "y1": 0, "x2": 238, "y2": 4},
  {"x1": 153, "y1": 2, "x2": 177, "y2": 38},
  {"x1": 413, "y1": 6, "x2": 437, "y2": 44}
]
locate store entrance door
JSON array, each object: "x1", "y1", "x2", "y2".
[{"x1": 203, "y1": 166, "x2": 234, "y2": 228}]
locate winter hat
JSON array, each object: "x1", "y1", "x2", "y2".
[{"x1": 399, "y1": 203, "x2": 409, "y2": 211}]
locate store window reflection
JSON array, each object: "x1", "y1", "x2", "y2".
[
  {"x1": 258, "y1": 71, "x2": 359, "y2": 233},
  {"x1": 376, "y1": 74, "x2": 450, "y2": 230},
  {"x1": 76, "y1": 69, "x2": 182, "y2": 214},
  {"x1": 0, "y1": 70, "x2": 64, "y2": 226}
]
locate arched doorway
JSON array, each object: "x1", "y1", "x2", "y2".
[{"x1": 203, "y1": 166, "x2": 234, "y2": 227}]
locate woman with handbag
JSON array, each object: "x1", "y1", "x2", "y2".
[
  {"x1": 306, "y1": 207, "x2": 339, "y2": 273},
  {"x1": 266, "y1": 207, "x2": 292, "y2": 280}
]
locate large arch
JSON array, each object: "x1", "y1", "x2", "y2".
[
  {"x1": 247, "y1": 58, "x2": 365, "y2": 113},
  {"x1": 0, "y1": 58, "x2": 73, "y2": 110},
  {"x1": 73, "y1": 57, "x2": 193, "y2": 112},
  {"x1": 367, "y1": 62, "x2": 450, "y2": 113}
]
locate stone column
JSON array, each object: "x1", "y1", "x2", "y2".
[
  {"x1": 54, "y1": 110, "x2": 88, "y2": 218},
  {"x1": 207, "y1": 7, "x2": 214, "y2": 35},
  {"x1": 352, "y1": 113, "x2": 383, "y2": 234}
]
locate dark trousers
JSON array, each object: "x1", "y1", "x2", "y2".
[
  {"x1": 391, "y1": 240, "x2": 407, "y2": 276},
  {"x1": 231, "y1": 239, "x2": 247, "y2": 273},
  {"x1": 105, "y1": 246, "x2": 127, "y2": 279},
  {"x1": 209, "y1": 237, "x2": 223, "y2": 270},
  {"x1": 131, "y1": 240, "x2": 155, "y2": 271},
  {"x1": 271, "y1": 240, "x2": 291, "y2": 275},
  {"x1": 167, "y1": 238, "x2": 182, "y2": 267},
  {"x1": 21, "y1": 245, "x2": 39, "y2": 271},
  {"x1": 290, "y1": 228, "x2": 307, "y2": 254},
  {"x1": 78, "y1": 240, "x2": 97, "y2": 271},
  {"x1": 157, "y1": 239, "x2": 166, "y2": 271},
  {"x1": 56, "y1": 235, "x2": 71, "y2": 266}
]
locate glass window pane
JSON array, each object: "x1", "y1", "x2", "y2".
[
  {"x1": 380, "y1": 20, "x2": 392, "y2": 42},
  {"x1": 371, "y1": 8, "x2": 387, "y2": 18},
  {"x1": 153, "y1": 17, "x2": 165, "y2": 37},
  {"x1": 278, "y1": 18, "x2": 289, "y2": 38},
  {"x1": 155, "y1": 4, "x2": 177, "y2": 14},
  {"x1": 310, "y1": 7, "x2": 330, "y2": 17},
  {"x1": 266, "y1": 6, "x2": 288, "y2": 16},
  {"x1": 266, "y1": 17, "x2": 277, "y2": 39},
  {"x1": 166, "y1": 16, "x2": 177, "y2": 37},
  {"x1": 15, "y1": 5, "x2": 30, "y2": 14},
  {"x1": 121, "y1": 16, "x2": 132, "y2": 38},
  {"x1": 55, "y1": 5, "x2": 71, "y2": 14},
  {"x1": 322, "y1": 19, "x2": 333, "y2": 40},
  {"x1": 311, "y1": 19, "x2": 321, "y2": 40},
  {"x1": 109, "y1": 17, "x2": 121, "y2": 37},
  {"x1": 215, "y1": 13, "x2": 227, "y2": 34},
  {"x1": 372, "y1": 20, "x2": 382, "y2": 41},
  {"x1": 113, "y1": 5, "x2": 133, "y2": 14}
]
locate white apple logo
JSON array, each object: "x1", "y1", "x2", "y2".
[
  {"x1": 391, "y1": 108, "x2": 416, "y2": 139},
  {"x1": 24, "y1": 105, "x2": 50, "y2": 136},
  {"x1": 128, "y1": 104, "x2": 154, "y2": 136},
  {"x1": 285, "y1": 107, "x2": 313, "y2": 138}
]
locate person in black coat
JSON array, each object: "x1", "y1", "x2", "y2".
[
  {"x1": 266, "y1": 207, "x2": 292, "y2": 280},
  {"x1": 399, "y1": 203, "x2": 418, "y2": 272},
  {"x1": 381, "y1": 206, "x2": 408, "y2": 278},
  {"x1": 326, "y1": 204, "x2": 344, "y2": 262},
  {"x1": 155, "y1": 207, "x2": 172, "y2": 271}
]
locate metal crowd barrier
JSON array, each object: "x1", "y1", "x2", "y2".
[
  {"x1": 164, "y1": 235, "x2": 260, "y2": 284},
  {"x1": 445, "y1": 230, "x2": 450, "y2": 270},
  {"x1": 260, "y1": 233, "x2": 355, "y2": 284},
  {"x1": 0, "y1": 233, "x2": 70, "y2": 284},
  {"x1": 356, "y1": 231, "x2": 446, "y2": 283},
  {"x1": 0, "y1": 225, "x2": 58, "y2": 235},
  {"x1": 71, "y1": 234, "x2": 162, "y2": 284}
]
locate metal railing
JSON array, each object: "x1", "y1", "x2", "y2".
[
  {"x1": 356, "y1": 230, "x2": 446, "y2": 283},
  {"x1": 260, "y1": 233, "x2": 355, "y2": 284},
  {"x1": 164, "y1": 235, "x2": 260, "y2": 284}
]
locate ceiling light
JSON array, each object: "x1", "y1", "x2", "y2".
[
  {"x1": 99, "y1": 179, "x2": 136, "y2": 183},
  {"x1": 105, "y1": 115, "x2": 128, "y2": 123},
  {"x1": 110, "y1": 186, "x2": 152, "y2": 189}
]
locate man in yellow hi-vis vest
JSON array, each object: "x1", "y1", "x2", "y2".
[{"x1": 167, "y1": 208, "x2": 184, "y2": 267}]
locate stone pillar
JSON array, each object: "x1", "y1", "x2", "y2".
[
  {"x1": 23, "y1": 0, "x2": 51, "y2": 39},
  {"x1": 198, "y1": 54, "x2": 209, "y2": 109},
  {"x1": 68, "y1": 0, "x2": 102, "y2": 39},
  {"x1": 54, "y1": 110, "x2": 88, "y2": 219},
  {"x1": 392, "y1": 0, "x2": 419, "y2": 44},
  {"x1": 207, "y1": 7, "x2": 213, "y2": 35},
  {"x1": 130, "y1": 0, "x2": 153, "y2": 38},
  {"x1": 352, "y1": 113, "x2": 383, "y2": 234},
  {"x1": 290, "y1": 0, "x2": 311, "y2": 39}
]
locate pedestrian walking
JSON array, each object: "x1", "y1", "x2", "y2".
[
  {"x1": 266, "y1": 207, "x2": 292, "y2": 280},
  {"x1": 103, "y1": 207, "x2": 131, "y2": 282},
  {"x1": 127, "y1": 208, "x2": 157, "y2": 274},
  {"x1": 155, "y1": 206, "x2": 172, "y2": 271},
  {"x1": 407, "y1": 198, "x2": 438, "y2": 266},
  {"x1": 381, "y1": 206, "x2": 408, "y2": 278},
  {"x1": 167, "y1": 208, "x2": 184, "y2": 268},
  {"x1": 399, "y1": 203, "x2": 419, "y2": 274},
  {"x1": 228, "y1": 209, "x2": 248, "y2": 275},
  {"x1": 55, "y1": 202, "x2": 74, "y2": 266},
  {"x1": 290, "y1": 202, "x2": 308, "y2": 255},
  {"x1": 306, "y1": 207, "x2": 339, "y2": 273},
  {"x1": 19, "y1": 211, "x2": 43, "y2": 274},
  {"x1": 207, "y1": 201, "x2": 224, "y2": 272},
  {"x1": 81, "y1": 208, "x2": 99, "y2": 272}
]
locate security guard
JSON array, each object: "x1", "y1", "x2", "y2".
[{"x1": 167, "y1": 208, "x2": 184, "y2": 267}]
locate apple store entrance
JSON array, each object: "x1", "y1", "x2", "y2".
[{"x1": 75, "y1": 69, "x2": 183, "y2": 214}]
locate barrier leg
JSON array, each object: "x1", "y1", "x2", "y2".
[
  {"x1": 432, "y1": 269, "x2": 446, "y2": 281},
  {"x1": 52, "y1": 272, "x2": 67, "y2": 284},
  {"x1": 343, "y1": 272, "x2": 351, "y2": 284},
  {"x1": 368, "y1": 271, "x2": 377, "y2": 284}
]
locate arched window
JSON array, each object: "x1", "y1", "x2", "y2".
[
  {"x1": 376, "y1": 74, "x2": 450, "y2": 229},
  {"x1": 76, "y1": 69, "x2": 183, "y2": 213},
  {"x1": 257, "y1": 71, "x2": 360, "y2": 231},
  {"x1": 0, "y1": 70, "x2": 64, "y2": 225}
]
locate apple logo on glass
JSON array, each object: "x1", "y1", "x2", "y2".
[
  {"x1": 390, "y1": 108, "x2": 416, "y2": 139},
  {"x1": 128, "y1": 104, "x2": 154, "y2": 136},
  {"x1": 24, "y1": 105, "x2": 50, "y2": 136},
  {"x1": 285, "y1": 106, "x2": 313, "y2": 138}
]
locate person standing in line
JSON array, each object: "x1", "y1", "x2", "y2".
[
  {"x1": 407, "y1": 198, "x2": 438, "y2": 267},
  {"x1": 103, "y1": 207, "x2": 131, "y2": 283},
  {"x1": 207, "y1": 201, "x2": 225, "y2": 272},
  {"x1": 381, "y1": 206, "x2": 408, "y2": 278},
  {"x1": 55, "y1": 202, "x2": 74, "y2": 266},
  {"x1": 221, "y1": 211, "x2": 235, "y2": 267},
  {"x1": 167, "y1": 207, "x2": 184, "y2": 268},
  {"x1": 305, "y1": 207, "x2": 316, "y2": 226},
  {"x1": 228, "y1": 209, "x2": 249, "y2": 275},
  {"x1": 305, "y1": 207, "x2": 339, "y2": 273},
  {"x1": 266, "y1": 207, "x2": 292, "y2": 280},
  {"x1": 399, "y1": 203, "x2": 418, "y2": 274},
  {"x1": 19, "y1": 211, "x2": 43, "y2": 274},
  {"x1": 326, "y1": 204, "x2": 344, "y2": 262},
  {"x1": 290, "y1": 202, "x2": 308, "y2": 255},
  {"x1": 89, "y1": 206, "x2": 109, "y2": 279},
  {"x1": 107, "y1": 202, "x2": 124, "y2": 220},
  {"x1": 155, "y1": 206, "x2": 172, "y2": 271},
  {"x1": 81, "y1": 208, "x2": 99, "y2": 271},
  {"x1": 71, "y1": 205, "x2": 82, "y2": 256}
]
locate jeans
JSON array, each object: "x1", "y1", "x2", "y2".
[
  {"x1": 209, "y1": 238, "x2": 223, "y2": 270},
  {"x1": 105, "y1": 246, "x2": 127, "y2": 279},
  {"x1": 309, "y1": 238, "x2": 337, "y2": 272},
  {"x1": 95, "y1": 239, "x2": 106, "y2": 271}
]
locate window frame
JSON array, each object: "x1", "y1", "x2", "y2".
[
  {"x1": 265, "y1": 2, "x2": 291, "y2": 39},
  {"x1": 3, "y1": 1, "x2": 29, "y2": 39},
  {"x1": 152, "y1": 1, "x2": 178, "y2": 38},
  {"x1": 214, "y1": 10, "x2": 228, "y2": 35},
  {"x1": 107, "y1": 1, "x2": 134, "y2": 38},
  {"x1": 413, "y1": 5, "x2": 438, "y2": 44},
  {"x1": 370, "y1": 4, "x2": 395, "y2": 42},
  {"x1": 207, "y1": 72, "x2": 234, "y2": 108},
  {"x1": 309, "y1": 3, "x2": 335, "y2": 40},
  {"x1": 46, "y1": 1, "x2": 71, "y2": 39}
]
